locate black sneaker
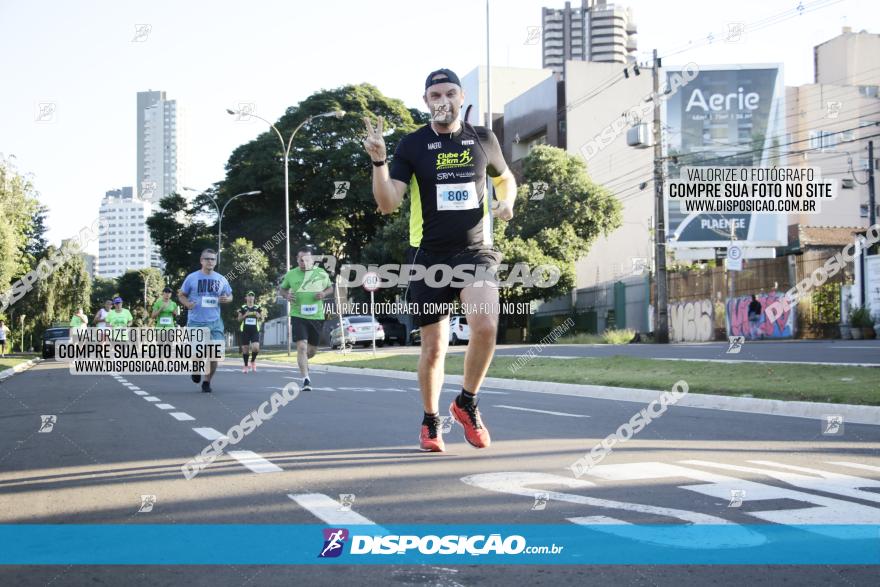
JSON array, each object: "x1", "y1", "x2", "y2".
[
  {"x1": 191, "y1": 373, "x2": 201, "y2": 384},
  {"x1": 201, "y1": 380, "x2": 212, "y2": 393},
  {"x1": 302, "y1": 378, "x2": 312, "y2": 391}
]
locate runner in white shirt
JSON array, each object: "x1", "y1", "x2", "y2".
[{"x1": 93, "y1": 299, "x2": 112, "y2": 329}]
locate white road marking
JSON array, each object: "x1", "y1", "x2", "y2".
[
  {"x1": 684, "y1": 459, "x2": 880, "y2": 505},
  {"x1": 133, "y1": 390, "x2": 149, "y2": 396},
  {"x1": 170, "y1": 412, "x2": 195, "y2": 421},
  {"x1": 495, "y1": 405, "x2": 589, "y2": 418},
  {"x1": 461, "y1": 471, "x2": 762, "y2": 549},
  {"x1": 826, "y1": 461, "x2": 880, "y2": 473},
  {"x1": 594, "y1": 462, "x2": 880, "y2": 531},
  {"x1": 193, "y1": 427, "x2": 226, "y2": 441},
  {"x1": 287, "y1": 493, "x2": 382, "y2": 526},
  {"x1": 143, "y1": 396, "x2": 161, "y2": 402},
  {"x1": 155, "y1": 404, "x2": 175, "y2": 410},
  {"x1": 227, "y1": 450, "x2": 282, "y2": 473},
  {"x1": 337, "y1": 387, "x2": 376, "y2": 392}
]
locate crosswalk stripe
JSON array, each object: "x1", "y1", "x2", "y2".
[
  {"x1": 287, "y1": 493, "x2": 381, "y2": 526},
  {"x1": 228, "y1": 450, "x2": 282, "y2": 473},
  {"x1": 170, "y1": 412, "x2": 195, "y2": 421},
  {"x1": 192, "y1": 427, "x2": 225, "y2": 441},
  {"x1": 155, "y1": 403, "x2": 175, "y2": 410}
]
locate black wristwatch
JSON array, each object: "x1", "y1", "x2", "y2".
[{"x1": 372, "y1": 159, "x2": 386, "y2": 167}]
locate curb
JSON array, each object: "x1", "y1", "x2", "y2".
[
  {"x1": 0, "y1": 358, "x2": 43, "y2": 382},
  {"x1": 308, "y1": 364, "x2": 880, "y2": 426}
]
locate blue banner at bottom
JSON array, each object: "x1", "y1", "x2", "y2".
[{"x1": 0, "y1": 525, "x2": 878, "y2": 565}]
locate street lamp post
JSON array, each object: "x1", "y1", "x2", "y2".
[
  {"x1": 182, "y1": 188, "x2": 261, "y2": 267},
  {"x1": 225, "y1": 107, "x2": 345, "y2": 356}
]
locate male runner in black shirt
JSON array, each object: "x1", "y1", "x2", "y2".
[{"x1": 363, "y1": 68, "x2": 517, "y2": 452}]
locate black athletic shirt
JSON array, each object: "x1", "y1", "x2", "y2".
[{"x1": 389, "y1": 124, "x2": 508, "y2": 252}]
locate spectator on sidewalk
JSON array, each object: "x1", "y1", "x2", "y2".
[{"x1": 747, "y1": 294, "x2": 763, "y2": 339}]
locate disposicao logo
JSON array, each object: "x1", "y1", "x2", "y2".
[{"x1": 318, "y1": 528, "x2": 349, "y2": 558}]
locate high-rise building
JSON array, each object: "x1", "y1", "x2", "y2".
[
  {"x1": 137, "y1": 90, "x2": 178, "y2": 203},
  {"x1": 96, "y1": 187, "x2": 156, "y2": 279},
  {"x1": 542, "y1": 0, "x2": 638, "y2": 78}
]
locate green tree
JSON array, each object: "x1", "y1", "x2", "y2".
[
  {"x1": 90, "y1": 276, "x2": 118, "y2": 311},
  {"x1": 496, "y1": 145, "x2": 623, "y2": 330},
  {"x1": 117, "y1": 268, "x2": 165, "y2": 326},
  {"x1": 220, "y1": 237, "x2": 281, "y2": 326},
  {"x1": 16, "y1": 243, "x2": 92, "y2": 343},
  {"x1": 146, "y1": 193, "x2": 214, "y2": 285},
  {"x1": 217, "y1": 84, "x2": 426, "y2": 274},
  {"x1": 0, "y1": 155, "x2": 43, "y2": 285}
]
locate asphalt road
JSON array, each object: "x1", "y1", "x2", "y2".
[
  {"x1": 1, "y1": 359, "x2": 879, "y2": 585},
  {"x1": 375, "y1": 339, "x2": 880, "y2": 366}
]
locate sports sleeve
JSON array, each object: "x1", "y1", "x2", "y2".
[
  {"x1": 389, "y1": 136, "x2": 414, "y2": 184},
  {"x1": 484, "y1": 130, "x2": 508, "y2": 178},
  {"x1": 180, "y1": 274, "x2": 194, "y2": 297},
  {"x1": 221, "y1": 277, "x2": 232, "y2": 296},
  {"x1": 279, "y1": 270, "x2": 292, "y2": 290},
  {"x1": 321, "y1": 269, "x2": 332, "y2": 290}
]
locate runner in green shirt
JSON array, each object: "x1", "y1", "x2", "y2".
[
  {"x1": 69, "y1": 308, "x2": 89, "y2": 328},
  {"x1": 278, "y1": 247, "x2": 333, "y2": 391},
  {"x1": 151, "y1": 287, "x2": 180, "y2": 329},
  {"x1": 107, "y1": 297, "x2": 134, "y2": 342}
]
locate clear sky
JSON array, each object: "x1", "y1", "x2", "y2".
[{"x1": 2, "y1": 0, "x2": 878, "y2": 252}]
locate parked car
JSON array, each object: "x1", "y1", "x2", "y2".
[
  {"x1": 41, "y1": 327, "x2": 71, "y2": 359},
  {"x1": 330, "y1": 315, "x2": 385, "y2": 349},
  {"x1": 449, "y1": 315, "x2": 470, "y2": 345},
  {"x1": 376, "y1": 315, "x2": 407, "y2": 345},
  {"x1": 409, "y1": 328, "x2": 421, "y2": 346}
]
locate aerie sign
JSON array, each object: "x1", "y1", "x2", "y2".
[{"x1": 686, "y1": 87, "x2": 759, "y2": 112}]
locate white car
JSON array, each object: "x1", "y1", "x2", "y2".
[
  {"x1": 449, "y1": 315, "x2": 470, "y2": 345},
  {"x1": 330, "y1": 315, "x2": 385, "y2": 349}
]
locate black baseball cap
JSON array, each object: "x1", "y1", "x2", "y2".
[
  {"x1": 425, "y1": 68, "x2": 461, "y2": 90},
  {"x1": 162, "y1": 286, "x2": 173, "y2": 293}
]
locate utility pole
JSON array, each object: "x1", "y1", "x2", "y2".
[
  {"x1": 869, "y1": 140, "x2": 876, "y2": 231},
  {"x1": 652, "y1": 49, "x2": 669, "y2": 343},
  {"x1": 862, "y1": 140, "x2": 876, "y2": 304}
]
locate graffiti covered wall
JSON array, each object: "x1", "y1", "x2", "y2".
[
  {"x1": 726, "y1": 291, "x2": 795, "y2": 339},
  {"x1": 669, "y1": 299, "x2": 714, "y2": 342}
]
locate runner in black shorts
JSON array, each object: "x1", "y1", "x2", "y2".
[
  {"x1": 278, "y1": 247, "x2": 334, "y2": 391},
  {"x1": 237, "y1": 291, "x2": 265, "y2": 373},
  {"x1": 363, "y1": 68, "x2": 517, "y2": 452}
]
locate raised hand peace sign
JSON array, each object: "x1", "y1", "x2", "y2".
[{"x1": 362, "y1": 115, "x2": 387, "y2": 162}]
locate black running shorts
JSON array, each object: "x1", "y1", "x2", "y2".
[
  {"x1": 292, "y1": 316, "x2": 323, "y2": 346},
  {"x1": 405, "y1": 246, "x2": 501, "y2": 327},
  {"x1": 240, "y1": 326, "x2": 261, "y2": 346}
]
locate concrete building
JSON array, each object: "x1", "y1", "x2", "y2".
[
  {"x1": 137, "y1": 90, "x2": 179, "y2": 203},
  {"x1": 96, "y1": 187, "x2": 156, "y2": 279},
  {"x1": 542, "y1": 0, "x2": 638, "y2": 78},
  {"x1": 461, "y1": 66, "x2": 554, "y2": 132},
  {"x1": 788, "y1": 28, "x2": 880, "y2": 229},
  {"x1": 564, "y1": 60, "x2": 654, "y2": 290},
  {"x1": 499, "y1": 59, "x2": 653, "y2": 333},
  {"x1": 814, "y1": 27, "x2": 880, "y2": 87}
]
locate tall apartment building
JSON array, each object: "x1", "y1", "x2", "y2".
[
  {"x1": 96, "y1": 187, "x2": 155, "y2": 279},
  {"x1": 542, "y1": 0, "x2": 638, "y2": 78},
  {"x1": 137, "y1": 90, "x2": 178, "y2": 203}
]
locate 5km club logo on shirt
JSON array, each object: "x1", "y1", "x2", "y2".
[{"x1": 436, "y1": 149, "x2": 474, "y2": 170}]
